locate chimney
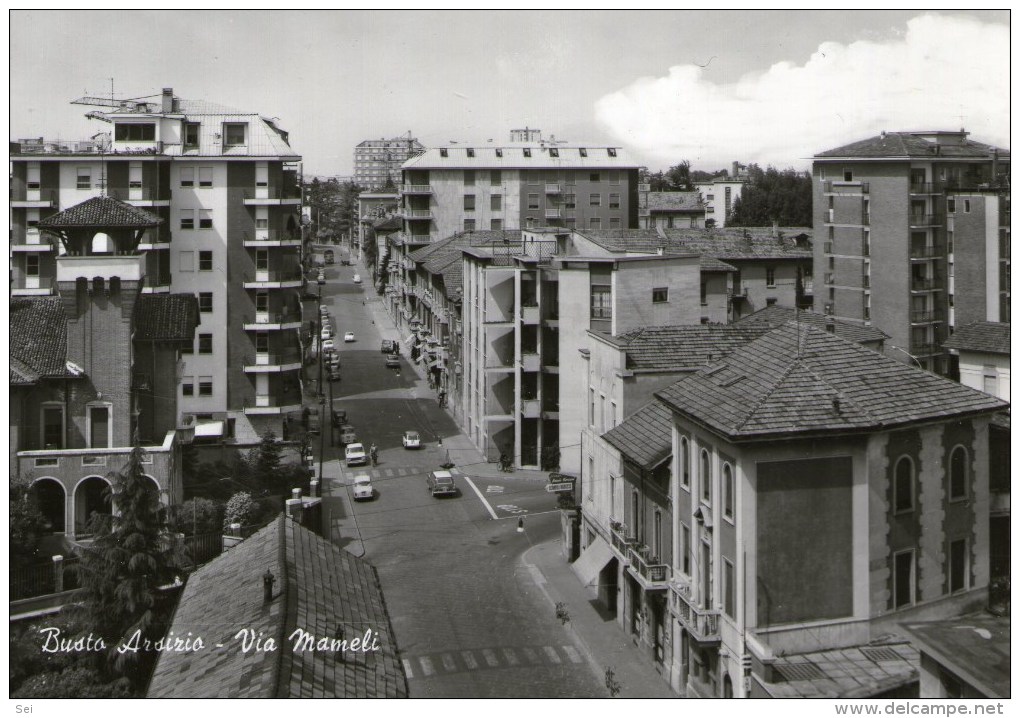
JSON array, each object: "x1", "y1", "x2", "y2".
[
  {"x1": 880, "y1": 130, "x2": 887, "y2": 139},
  {"x1": 825, "y1": 319, "x2": 836, "y2": 334},
  {"x1": 161, "y1": 88, "x2": 174, "y2": 113},
  {"x1": 732, "y1": 161, "x2": 739, "y2": 178},
  {"x1": 656, "y1": 246, "x2": 665, "y2": 256}
]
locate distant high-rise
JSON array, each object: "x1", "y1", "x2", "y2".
[{"x1": 354, "y1": 134, "x2": 424, "y2": 189}]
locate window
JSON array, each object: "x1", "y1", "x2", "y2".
[
  {"x1": 490, "y1": 218, "x2": 502, "y2": 230},
  {"x1": 489, "y1": 170, "x2": 501, "y2": 185},
  {"x1": 681, "y1": 524, "x2": 691, "y2": 575},
  {"x1": 199, "y1": 210, "x2": 213, "y2": 229},
  {"x1": 76, "y1": 167, "x2": 91, "y2": 190},
  {"x1": 653, "y1": 511, "x2": 662, "y2": 557},
  {"x1": 894, "y1": 550, "x2": 914, "y2": 608},
  {"x1": 25, "y1": 254, "x2": 40, "y2": 277},
  {"x1": 610, "y1": 217, "x2": 621, "y2": 229},
  {"x1": 589, "y1": 388, "x2": 595, "y2": 426},
  {"x1": 42, "y1": 405, "x2": 64, "y2": 449},
  {"x1": 198, "y1": 292, "x2": 213, "y2": 313},
  {"x1": 700, "y1": 449, "x2": 711, "y2": 504},
  {"x1": 564, "y1": 193, "x2": 576, "y2": 209},
  {"x1": 680, "y1": 437, "x2": 690, "y2": 488},
  {"x1": 464, "y1": 170, "x2": 475, "y2": 186},
  {"x1": 255, "y1": 291, "x2": 269, "y2": 312},
  {"x1": 494, "y1": 149, "x2": 502, "y2": 158},
  {"x1": 198, "y1": 333, "x2": 213, "y2": 354},
  {"x1": 439, "y1": 148, "x2": 448, "y2": 158},
  {"x1": 464, "y1": 219, "x2": 476, "y2": 231},
  {"x1": 198, "y1": 376, "x2": 213, "y2": 396},
  {"x1": 180, "y1": 168, "x2": 195, "y2": 187},
  {"x1": 88, "y1": 405, "x2": 111, "y2": 448},
  {"x1": 490, "y1": 194, "x2": 502, "y2": 212},
  {"x1": 609, "y1": 193, "x2": 620, "y2": 209},
  {"x1": 184, "y1": 122, "x2": 200, "y2": 148},
  {"x1": 565, "y1": 217, "x2": 576, "y2": 228},
  {"x1": 256, "y1": 217, "x2": 269, "y2": 230},
  {"x1": 115, "y1": 123, "x2": 155, "y2": 141},
  {"x1": 523, "y1": 148, "x2": 532, "y2": 158},
  {"x1": 549, "y1": 147, "x2": 559, "y2": 158},
  {"x1": 700, "y1": 281, "x2": 707, "y2": 306},
  {"x1": 607, "y1": 148, "x2": 617, "y2": 157},
  {"x1": 947, "y1": 198, "x2": 956, "y2": 213},
  {"x1": 464, "y1": 195, "x2": 476, "y2": 211},
  {"x1": 590, "y1": 172, "x2": 601, "y2": 182},
  {"x1": 466, "y1": 148, "x2": 475, "y2": 158},
  {"x1": 723, "y1": 463, "x2": 734, "y2": 520},
  {"x1": 894, "y1": 456, "x2": 914, "y2": 513},
  {"x1": 589, "y1": 193, "x2": 601, "y2": 207},
  {"x1": 610, "y1": 401, "x2": 617, "y2": 428},
  {"x1": 609, "y1": 475, "x2": 616, "y2": 518},
  {"x1": 609, "y1": 170, "x2": 620, "y2": 185},
  {"x1": 588, "y1": 217, "x2": 601, "y2": 230},
  {"x1": 983, "y1": 366, "x2": 998, "y2": 396},
  {"x1": 579, "y1": 148, "x2": 588, "y2": 158},
  {"x1": 949, "y1": 446, "x2": 968, "y2": 500},
  {"x1": 224, "y1": 123, "x2": 247, "y2": 146},
  {"x1": 963, "y1": 199, "x2": 971, "y2": 213},
  {"x1": 723, "y1": 559, "x2": 735, "y2": 618},
  {"x1": 182, "y1": 377, "x2": 194, "y2": 396},
  {"x1": 766, "y1": 267, "x2": 776, "y2": 287},
  {"x1": 949, "y1": 539, "x2": 968, "y2": 593},
  {"x1": 199, "y1": 167, "x2": 213, "y2": 188},
  {"x1": 528, "y1": 194, "x2": 540, "y2": 210},
  {"x1": 180, "y1": 210, "x2": 195, "y2": 230},
  {"x1": 652, "y1": 287, "x2": 668, "y2": 303},
  {"x1": 255, "y1": 332, "x2": 269, "y2": 353},
  {"x1": 843, "y1": 168, "x2": 853, "y2": 182}
]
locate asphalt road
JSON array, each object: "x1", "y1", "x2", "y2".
[{"x1": 310, "y1": 254, "x2": 604, "y2": 698}]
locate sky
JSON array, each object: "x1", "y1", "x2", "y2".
[{"x1": 8, "y1": 10, "x2": 1011, "y2": 177}]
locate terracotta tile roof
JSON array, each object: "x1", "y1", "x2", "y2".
[
  {"x1": 133, "y1": 294, "x2": 200, "y2": 342},
  {"x1": 655, "y1": 323, "x2": 1007, "y2": 441},
  {"x1": 942, "y1": 322, "x2": 1010, "y2": 355},
  {"x1": 423, "y1": 250, "x2": 461, "y2": 276},
  {"x1": 441, "y1": 262, "x2": 464, "y2": 299},
  {"x1": 602, "y1": 325, "x2": 769, "y2": 372},
  {"x1": 700, "y1": 256, "x2": 737, "y2": 273},
  {"x1": 645, "y1": 191, "x2": 705, "y2": 212},
  {"x1": 38, "y1": 196, "x2": 162, "y2": 228},
  {"x1": 602, "y1": 400, "x2": 674, "y2": 469},
  {"x1": 734, "y1": 305, "x2": 888, "y2": 345},
  {"x1": 761, "y1": 641, "x2": 918, "y2": 698},
  {"x1": 9, "y1": 297, "x2": 69, "y2": 382},
  {"x1": 372, "y1": 215, "x2": 402, "y2": 232},
  {"x1": 148, "y1": 516, "x2": 407, "y2": 698},
  {"x1": 816, "y1": 131, "x2": 1009, "y2": 159},
  {"x1": 662, "y1": 228, "x2": 813, "y2": 259},
  {"x1": 902, "y1": 613, "x2": 1010, "y2": 699}
]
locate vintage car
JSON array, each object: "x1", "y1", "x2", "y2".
[
  {"x1": 345, "y1": 442, "x2": 367, "y2": 467},
  {"x1": 351, "y1": 473, "x2": 374, "y2": 501},
  {"x1": 426, "y1": 470, "x2": 457, "y2": 497}
]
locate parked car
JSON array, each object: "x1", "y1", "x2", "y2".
[
  {"x1": 322, "y1": 338, "x2": 335, "y2": 352},
  {"x1": 321, "y1": 327, "x2": 333, "y2": 341},
  {"x1": 381, "y1": 339, "x2": 397, "y2": 353},
  {"x1": 317, "y1": 271, "x2": 326, "y2": 285},
  {"x1": 339, "y1": 424, "x2": 357, "y2": 446},
  {"x1": 402, "y1": 430, "x2": 421, "y2": 449},
  {"x1": 324, "y1": 249, "x2": 335, "y2": 264},
  {"x1": 344, "y1": 331, "x2": 355, "y2": 342},
  {"x1": 385, "y1": 353, "x2": 401, "y2": 368},
  {"x1": 351, "y1": 473, "x2": 374, "y2": 501},
  {"x1": 353, "y1": 274, "x2": 362, "y2": 284},
  {"x1": 328, "y1": 366, "x2": 342, "y2": 382},
  {"x1": 345, "y1": 442, "x2": 367, "y2": 467},
  {"x1": 331, "y1": 409, "x2": 348, "y2": 427},
  {"x1": 319, "y1": 304, "x2": 330, "y2": 316},
  {"x1": 307, "y1": 407, "x2": 321, "y2": 434},
  {"x1": 427, "y1": 470, "x2": 457, "y2": 497}
]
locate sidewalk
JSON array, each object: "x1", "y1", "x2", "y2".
[{"x1": 522, "y1": 539, "x2": 677, "y2": 699}]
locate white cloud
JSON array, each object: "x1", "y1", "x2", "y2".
[{"x1": 594, "y1": 14, "x2": 1009, "y2": 170}]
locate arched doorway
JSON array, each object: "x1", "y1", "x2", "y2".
[
  {"x1": 143, "y1": 474, "x2": 166, "y2": 505},
  {"x1": 723, "y1": 674, "x2": 733, "y2": 698},
  {"x1": 74, "y1": 476, "x2": 112, "y2": 537},
  {"x1": 31, "y1": 478, "x2": 66, "y2": 533}
]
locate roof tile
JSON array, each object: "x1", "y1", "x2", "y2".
[
  {"x1": 38, "y1": 196, "x2": 163, "y2": 228},
  {"x1": 942, "y1": 321, "x2": 1010, "y2": 355}
]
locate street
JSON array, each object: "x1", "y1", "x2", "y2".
[{"x1": 309, "y1": 250, "x2": 605, "y2": 698}]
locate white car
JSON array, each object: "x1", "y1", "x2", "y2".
[
  {"x1": 344, "y1": 331, "x2": 355, "y2": 343},
  {"x1": 351, "y1": 474, "x2": 374, "y2": 501},
  {"x1": 320, "y1": 327, "x2": 332, "y2": 341},
  {"x1": 319, "y1": 305, "x2": 330, "y2": 316},
  {"x1": 345, "y1": 442, "x2": 367, "y2": 467},
  {"x1": 353, "y1": 274, "x2": 362, "y2": 284},
  {"x1": 322, "y1": 338, "x2": 335, "y2": 353},
  {"x1": 402, "y1": 430, "x2": 421, "y2": 449}
]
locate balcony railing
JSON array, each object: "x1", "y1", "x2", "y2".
[
  {"x1": 11, "y1": 276, "x2": 55, "y2": 294},
  {"x1": 910, "y1": 309, "x2": 944, "y2": 323},
  {"x1": 609, "y1": 522, "x2": 637, "y2": 557},
  {"x1": 243, "y1": 351, "x2": 302, "y2": 369},
  {"x1": 544, "y1": 208, "x2": 561, "y2": 219},
  {"x1": 109, "y1": 188, "x2": 169, "y2": 203},
  {"x1": 909, "y1": 182, "x2": 943, "y2": 195},
  {"x1": 910, "y1": 277, "x2": 943, "y2": 291},
  {"x1": 11, "y1": 188, "x2": 58, "y2": 206},
  {"x1": 908, "y1": 213, "x2": 944, "y2": 228},
  {"x1": 243, "y1": 270, "x2": 304, "y2": 285},
  {"x1": 672, "y1": 584, "x2": 720, "y2": 643},
  {"x1": 243, "y1": 230, "x2": 302, "y2": 245},
  {"x1": 402, "y1": 209, "x2": 433, "y2": 220},
  {"x1": 545, "y1": 183, "x2": 561, "y2": 194},
  {"x1": 823, "y1": 180, "x2": 870, "y2": 193},
  {"x1": 402, "y1": 184, "x2": 433, "y2": 194},
  {"x1": 405, "y1": 233, "x2": 433, "y2": 243},
  {"x1": 629, "y1": 546, "x2": 670, "y2": 584},
  {"x1": 243, "y1": 311, "x2": 303, "y2": 328},
  {"x1": 243, "y1": 188, "x2": 302, "y2": 203},
  {"x1": 910, "y1": 342, "x2": 941, "y2": 356},
  {"x1": 909, "y1": 244, "x2": 945, "y2": 259},
  {"x1": 729, "y1": 283, "x2": 748, "y2": 298},
  {"x1": 243, "y1": 396, "x2": 303, "y2": 413},
  {"x1": 825, "y1": 241, "x2": 870, "y2": 256}
]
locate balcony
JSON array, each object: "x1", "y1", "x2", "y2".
[
  {"x1": 520, "y1": 399, "x2": 541, "y2": 419},
  {"x1": 909, "y1": 243, "x2": 945, "y2": 259},
  {"x1": 405, "y1": 233, "x2": 433, "y2": 244},
  {"x1": 910, "y1": 342, "x2": 942, "y2": 356},
  {"x1": 520, "y1": 304, "x2": 540, "y2": 324},
  {"x1": 12, "y1": 188, "x2": 58, "y2": 208},
  {"x1": 243, "y1": 231, "x2": 303, "y2": 248},
  {"x1": 243, "y1": 311, "x2": 303, "y2": 331},
  {"x1": 242, "y1": 351, "x2": 303, "y2": 373},
  {"x1": 908, "y1": 213, "x2": 944, "y2": 228},
  {"x1": 109, "y1": 188, "x2": 171, "y2": 207},
  {"x1": 243, "y1": 396, "x2": 303, "y2": 415},
  {"x1": 629, "y1": 546, "x2": 671, "y2": 588},
  {"x1": 670, "y1": 581, "x2": 720, "y2": 644},
  {"x1": 910, "y1": 277, "x2": 943, "y2": 292},
  {"x1": 910, "y1": 309, "x2": 944, "y2": 324},
  {"x1": 822, "y1": 180, "x2": 870, "y2": 194},
  {"x1": 520, "y1": 352, "x2": 541, "y2": 372},
  {"x1": 243, "y1": 270, "x2": 304, "y2": 289},
  {"x1": 909, "y1": 182, "x2": 943, "y2": 195},
  {"x1": 729, "y1": 283, "x2": 748, "y2": 299},
  {"x1": 638, "y1": 208, "x2": 651, "y2": 218},
  {"x1": 545, "y1": 183, "x2": 561, "y2": 194},
  {"x1": 242, "y1": 188, "x2": 302, "y2": 206},
  {"x1": 825, "y1": 241, "x2": 870, "y2": 257},
  {"x1": 401, "y1": 184, "x2": 433, "y2": 194},
  {"x1": 11, "y1": 232, "x2": 56, "y2": 252},
  {"x1": 609, "y1": 522, "x2": 637, "y2": 559},
  {"x1": 823, "y1": 209, "x2": 870, "y2": 225},
  {"x1": 544, "y1": 208, "x2": 562, "y2": 219},
  {"x1": 11, "y1": 276, "x2": 54, "y2": 296},
  {"x1": 402, "y1": 209, "x2": 434, "y2": 220}
]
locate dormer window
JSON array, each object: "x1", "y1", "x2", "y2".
[
  {"x1": 466, "y1": 148, "x2": 475, "y2": 158},
  {"x1": 608, "y1": 148, "x2": 617, "y2": 157},
  {"x1": 549, "y1": 148, "x2": 559, "y2": 158},
  {"x1": 439, "y1": 148, "x2": 448, "y2": 158},
  {"x1": 523, "y1": 148, "x2": 532, "y2": 158},
  {"x1": 114, "y1": 123, "x2": 156, "y2": 141},
  {"x1": 223, "y1": 123, "x2": 247, "y2": 146},
  {"x1": 495, "y1": 148, "x2": 503, "y2": 158},
  {"x1": 579, "y1": 148, "x2": 588, "y2": 157},
  {"x1": 184, "y1": 122, "x2": 200, "y2": 148}
]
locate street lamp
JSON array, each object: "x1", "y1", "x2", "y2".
[
  {"x1": 318, "y1": 396, "x2": 326, "y2": 487},
  {"x1": 887, "y1": 344, "x2": 924, "y2": 371},
  {"x1": 317, "y1": 282, "x2": 324, "y2": 397}
]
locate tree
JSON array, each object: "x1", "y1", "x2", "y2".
[
  {"x1": 728, "y1": 164, "x2": 812, "y2": 227},
  {"x1": 223, "y1": 491, "x2": 262, "y2": 532},
  {"x1": 665, "y1": 161, "x2": 693, "y2": 191},
  {"x1": 172, "y1": 497, "x2": 224, "y2": 536},
  {"x1": 10, "y1": 476, "x2": 49, "y2": 566},
  {"x1": 73, "y1": 446, "x2": 183, "y2": 679}
]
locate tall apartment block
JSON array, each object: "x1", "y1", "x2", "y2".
[
  {"x1": 354, "y1": 135, "x2": 425, "y2": 189},
  {"x1": 399, "y1": 129, "x2": 640, "y2": 245},
  {"x1": 10, "y1": 88, "x2": 304, "y2": 441},
  {"x1": 812, "y1": 130, "x2": 1010, "y2": 374}
]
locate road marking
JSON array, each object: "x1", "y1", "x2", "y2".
[
  {"x1": 462, "y1": 475, "x2": 499, "y2": 520},
  {"x1": 485, "y1": 485, "x2": 504, "y2": 494},
  {"x1": 502, "y1": 647, "x2": 520, "y2": 666},
  {"x1": 495, "y1": 509, "x2": 561, "y2": 521},
  {"x1": 522, "y1": 647, "x2": 539, "y2": 664},
  {"x1": 440, "y1": 653, "x2": 457, "y2": 672},
  {"x1": 402, "y1": 659, "x2": 414, "y2": 678},
  {"x1": 496, "y1": 504, "x2": 528, "y2": 515},
  {"x1": 461, "y1": 651, "x2": 478, "y2": 670},
  {"x1": 562, "y1": 645, "x2": 583, "y2": 664},
  {"x1": 419, "y1": 656, "x2": 435, "y2": 676},
  {"x1": 481, "y1": 648, "x2": 499, "y2": 667},
  {"x1": 543, "y1": 646, "x2": 561, "y2": 664}
]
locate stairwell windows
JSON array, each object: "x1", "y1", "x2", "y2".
[
  {"x1": 182, "y1": 376, "x2": 194, "y2": 396},
  {"x1": 25, "y1": 254, "x2": 40, "y2": 277},
  {"x1": 77, "y1": 167, "x2": 91, "y2": 190},
  {"x1": 199, "y1": 210, "x2": 213, "y2": 229},
  {"x1": 199, "y1": 168, "x2": 213, "y2": 188},
  {"x1": 180, "y1": 168, "x2": 195, "y2": 187},
  {"x1": 198, "y1": 377, "x2": 213, "y2": 397},
  {"x1": 198, "y1": 333, "x2": 213, "y2": 354},
  {"x1": 180, "y1": 210, "x2": 195, "y2": 230},
  {"x1": 464, "y1": 195, "x2": 476, "y2": 212},
  {"x1": 198, "y1": 292, "x2": 213, "y2": 313}
]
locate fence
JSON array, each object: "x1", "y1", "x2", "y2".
[{"x1": 11, "y1": 557, "x2": 81, "y2": 601}]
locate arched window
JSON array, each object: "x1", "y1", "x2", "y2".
[
  {"x1": 701, "y1": 449, "x2": 711, "y2": 504},
  {"x1": 894, "y1": 456, "x2": 914, "y2": 513},
  {"x1": 723, "y1": 463, "x2": 734, "y2": 520},
  {"x1": 680, "y1": 437, "x2": 690, "y2": 489},
  {"x1": 949, "y1": 446, "x2": 968, "y2": 500}
]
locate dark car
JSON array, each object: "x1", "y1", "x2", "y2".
[
  {"x1": 332, "y1": 409, "x2": 348, "y2": 427},
  {"x1": 328, "y1": 366, "x2": 341, "y2": 382},
  {"x1": 381, "y1": 339, "x2": 397, "y2": 354},
  {"x1": 324, "y1": 249, "x2": 335, "y2": 264}
]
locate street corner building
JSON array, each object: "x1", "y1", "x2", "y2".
[{"x1": 147, "y1": 514, "x2": 408, "y2": 698}]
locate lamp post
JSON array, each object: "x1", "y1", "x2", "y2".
[
  {"x1": 887, "y1": 344, "x2": 924, "y2": 371},
  {"x1": 317, "y1": 281, "x2": 324, "y2": 396},
  {"x1": 318, "y1": 396, "x2": 326, "y2": 487}
]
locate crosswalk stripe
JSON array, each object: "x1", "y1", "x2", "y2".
[
  {"x1": 543, "y1": 646, "x2": 561, "y2": 664},
  {"x1": 402, "y1": 659, "x2": 414, "y2": 679},
  {"x1": 419, "y1": 656, "x2": 435, "y2": 676},
  {"x1": 440, "y1": 653, "x2": 457, "y2": 672},
  {"x1": 522, "y1": 647, "x2": 539, "y2": 664},
  {"x1": 461, "y1": 651, "x2": 478, "y2": 670},
  {"x1": 562, "y1": 645, "x2": 582, "y2": 663},
  {"x1": 502, "y1": 647, "x2": 519, "y2": 666},
  {"x1": 481, "y1": 648, "x2": 499, "y2": 667}
]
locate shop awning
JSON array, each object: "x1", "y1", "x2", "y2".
[{"x1": 571, "y1": 534, "x2": 614, "y2": 589}]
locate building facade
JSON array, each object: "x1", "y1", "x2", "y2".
[
  {"x1": 10, "y1": 88, "x2": 304, "y2": 441},
  {"x1": 637, "y1": 189, "x2": 707, "y2": 229},
  {"x1": 353, "y1": 135, "x2": 424, "y2": 190},
  {"x1": 812, "y1": 130, "x2": 1010, "y2": 375}
]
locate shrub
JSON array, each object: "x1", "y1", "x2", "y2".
[
  {"x1": 174, "y1": 497, "x2": 225, "y2": 536},
  {"x1": 223, "y1": 492, "x2": 261, "y2": 533},
  {"x1": 13, "y1": 666, "x2": 133, "y2": 698}
]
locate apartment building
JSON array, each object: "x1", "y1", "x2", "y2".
[
  {"x1": 694, "y1": 163, "x2": 748, "y2": 228},
  {"x1": 354, "y1": 135, "x2": 424, "y2": 189},
  {"x1": 10, "y1": 88, "x2": 304, "y2": 441},
  {"x1": 812, "y1": 130, "x2": 1010, "y2": 375},
  {"x1": 637, "y1": 190, "x2": 706, "y2": 229},
  {"x1": 10, "y1": 196, "x2": 199, "y2": 540},
  {"x1": 398, "y1": 129, "x2": 640, "y2": 245}
]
